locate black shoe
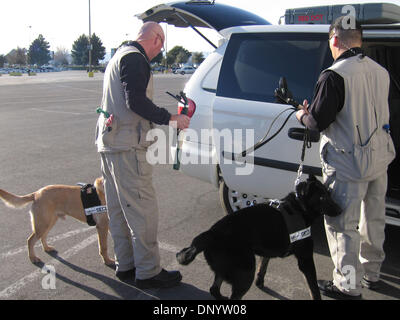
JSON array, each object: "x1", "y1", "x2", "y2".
[
  {"x1": 361, "y1": 277, "x2": 381, "y2": 290},
  {"x1": 318, "y1": 280, "x2": 362, "y2": 300},
  {"x1": 116, "y1": 268, "x2": 136, "y2": 281},
  {"x1": 135, "y1": 269, "x2": 182, "y2": 289}
]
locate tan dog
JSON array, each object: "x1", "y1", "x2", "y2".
[{"x1": 0, "y1": 177, "x2": 114, "y2": 265}]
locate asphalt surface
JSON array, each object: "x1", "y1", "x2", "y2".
[{"x1": 0, "y1": 71, "x2": 399, "y2": 302}]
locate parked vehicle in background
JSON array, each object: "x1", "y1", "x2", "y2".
[
  {"x1": 152, "y1": 65, "x2": 167, "y2": 72},
  {"x1": 0, "y1": 66, "x2": 61, "y2": 74},
  {"x1": 176, "y1": 66, "x2": 196, "y2": 75},
  {"x1": 171, "y1": 66, "x2": 179, "y2": 73}
]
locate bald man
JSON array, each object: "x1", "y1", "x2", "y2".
[{"x1": 96, "y1": 22, "x2": 189, "y2": 288}]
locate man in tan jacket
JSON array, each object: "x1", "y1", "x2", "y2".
[
  {"x1": 296, "y1": 16, "x2": 395, "y2": 299},
  {"x1": 96, "y1": 22, "x2": 190, "y2": 288}
]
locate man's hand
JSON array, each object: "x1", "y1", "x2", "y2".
[
  {"x1": 169, "y1": 114, "x2": 191, "y2": 130},
  {"x1": 296, "y1": 99, "x2": 310, "y2": 124}
]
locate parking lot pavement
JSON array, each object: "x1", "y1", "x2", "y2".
[{"x1": 0, "y1": 71, "x2": 399, "y2": 302}]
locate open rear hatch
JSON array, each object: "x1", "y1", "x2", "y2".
[{"x1": 136, "y1": 1, "x2": 270, "y2": 48}]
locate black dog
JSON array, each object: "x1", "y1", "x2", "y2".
[{"x1": 176, "y1": 175, "x2": 342, "y2": 300}]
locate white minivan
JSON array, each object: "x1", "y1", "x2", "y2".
[{"x1": 138, "y1": 1, "x2": 400, "y2": 226}]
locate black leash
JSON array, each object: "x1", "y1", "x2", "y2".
[
  {"x1": 301, "y1": 127, "x2": 312, "y2": 162},
  {"x1": 294, "y1": 127, "x2": 312, "y2": 188},
  {"x1": 223, "y1": 107, "x2": 297, "y2": 161},
  {"x1": 241, "y1": 108, "x2": 297, "y2": 158},
  {"x1": 228, "y1": 78, "x2": 301, "y2": 160}
]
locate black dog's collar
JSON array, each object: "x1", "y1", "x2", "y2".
[{"x1": 80, "y1": 184, "x2": 106, "y2": 226}]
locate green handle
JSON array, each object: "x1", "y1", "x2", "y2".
[
  {"x1": 173, "y1": 107, "x2": 188, "y2": 171},
  {"x1": 181, "y1": 106, "x2": 188, "y2": 115},
  {"x1": 173, "y1": 147, "x2": 181, "y2": 170},
  {"x1": 96, "y1": 107, "x2": 110, "y2": 118}
]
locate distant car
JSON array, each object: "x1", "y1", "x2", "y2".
[
  {"x1": 153, "y1": 65, "x2": 166, "y2": 72},
  {"x1": 176, "y1": 66, "x2": 196, "y2": 75}
]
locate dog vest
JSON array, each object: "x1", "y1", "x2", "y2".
[
  {"x1": 80, "y1": 184, "x2": 107, "y2": 226},
  {"x1": 269, "y1": 199, "x2": 311, "y2": 255}
]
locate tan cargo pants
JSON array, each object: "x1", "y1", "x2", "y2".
[
  {"x1": 323, "y1": 171, "x2": 387, "y2": 296},
  {"x1": 100, "y1": 149, "x2": 162, "y2": 280}
]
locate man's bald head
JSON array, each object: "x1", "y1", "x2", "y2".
[
  {"x1": 137, "y1": 21, "x2": 165, "y2": 43},
  {"x1": 135, "y1": 21, "x2": 165, "y2": 61}
]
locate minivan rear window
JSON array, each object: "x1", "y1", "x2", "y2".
[{"x1": 217, "y1": 33, "x2": 333, "y2": 104}]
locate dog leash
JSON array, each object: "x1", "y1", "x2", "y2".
[{"x1": 294, "y1": 128, "x2": 312, "y2": 189}]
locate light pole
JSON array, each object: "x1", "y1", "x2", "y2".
[
  {"x1": 165, "y1": 24, "x2": 168, "y2": 72},
  {"x1": 27, "y1": 26, "x2": 32, "y2": 67},
  {"x1": 88, "y1": 0, "x2": 93, "y2": 77},
  {"x1": 28, "y1": 25, "x2": 32, "y2": 46}
]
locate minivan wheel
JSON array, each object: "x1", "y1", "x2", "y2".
[{"x1": 219, "y1": 179, "x2": 264, "y2": 215}]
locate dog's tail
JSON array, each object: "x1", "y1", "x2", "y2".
[
  {"x1": 0, "y1": 189, "x2": 35, "y2": 209},
  {"x1": 176, "y1": 230, "x2": 214, "y2": 265}
]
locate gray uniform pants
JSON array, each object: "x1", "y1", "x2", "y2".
[
  {"x1": 324, "y1": 171, "x2": 387, "y2": 296},
  {"x1": 100, "y1": 149, "x2": 162, "y2": 280}
]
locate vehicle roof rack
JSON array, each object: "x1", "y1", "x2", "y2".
[
  {"x1": 185, "y1": 0, "x2": 215, "y2": 4},
  {"x1": 285, "y1": 2, "x2": 400, "y2": 25}
]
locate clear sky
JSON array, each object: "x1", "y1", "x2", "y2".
[{"x1": 1, "y1": 0, "x2": 399, "y2": 56}]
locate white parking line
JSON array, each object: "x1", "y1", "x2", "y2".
[
  {"x1": 30, "y1": 107, "x2": 93, "y2": 115},
  {"x1": 0, "y1": 227, "x2": 200, "y2": 299},
  {"x1": 0, "y1": 227, "x2": 92, "y2": 260},
  {"x1": 0, "y1": 234, "x2": 98, "y2": 299},
  {"x1": 52, "y1": 83, "x2": 100, "y2": 94}
]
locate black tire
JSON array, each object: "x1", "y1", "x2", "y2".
[{"x1": 219, "y1": 179, "x2": 235, "y2": 215}]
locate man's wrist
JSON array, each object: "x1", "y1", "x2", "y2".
[{"x1": 300, "y1": 113, "x2": 306, "y2": 126}]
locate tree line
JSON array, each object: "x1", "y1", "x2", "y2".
[
  {"x1": 0, "y1": 33, "x2": 106, "y2": 67},
  {"x1": 163, "y1": 46, "x2": 205, "y2": 67},
  {"x1": 0, "y1": 34, "x2": 205, "y2": 68}
]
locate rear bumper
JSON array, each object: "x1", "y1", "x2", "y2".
[{"x1": 171, "y1": 141, "x2": 219, "y2": 187}]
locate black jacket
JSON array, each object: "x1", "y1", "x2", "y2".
[
  {"x1": 301, "y1": 48, "x2": 364, "y2": 132},
  {"x1": 119, "y1": 41, "x2": 171, "y2": 125}
]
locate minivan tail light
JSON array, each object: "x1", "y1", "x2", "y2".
[{"x1": 178, "y1": 98, "x2": 196, "y2": 118}]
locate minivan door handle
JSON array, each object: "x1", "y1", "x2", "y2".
[{"x1": 288, "y1": 127, "x2": 320, "y2": 143}]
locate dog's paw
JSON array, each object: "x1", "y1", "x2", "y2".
[
  {"x1": 44, "y1": 246, "x2": 57, "y2": 253},
  {"x1": 210, "y1": 288, "x2": 229, "y2": 300},
  {"x1": 104, "y1": 258, "x2": 116, "y2": 267},
  {"x1": 255, "y1": 277, "x2": 264, "y2": 289},
  {"x1": 29, "y1": 255, "x2": 43, "y2": 265}
]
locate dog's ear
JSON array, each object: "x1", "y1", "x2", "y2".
[
  {"x1": 295, "y1": 180, "x2": 306, "y2": 199},
  {"x1": 308, "y1": 174, "x2": 317, "y2": 182},
  {"x1": 94, "y1": 177, "x2": 106, "y2": 204},
  {"x1": 321, "y1": 196, "x2": 342, "y2": 217},
  {"x1": 314, "y1": 181, "x2": 342, "y2": 217},
  {"x1": 94, "y1": 177, "x2": 104, "y2": 191}
]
